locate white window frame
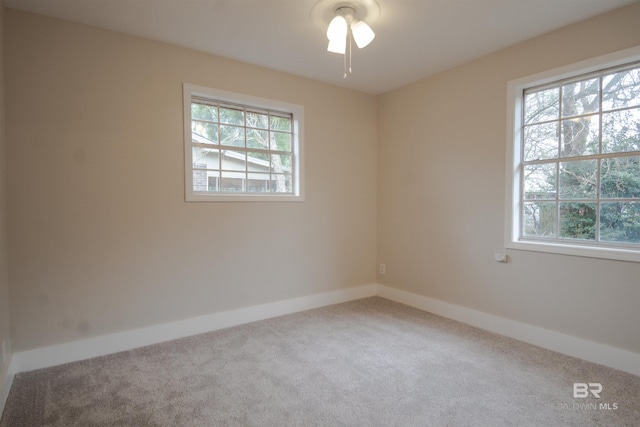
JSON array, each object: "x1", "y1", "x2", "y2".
[
  {"x1": 505, "y1": 45, "x2": 640, "y2": 263},
  {"x1": 183, "y1": 83, "x2": 304, "y2": 202}
]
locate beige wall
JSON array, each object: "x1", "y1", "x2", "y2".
[
  {"x1": 4, "y1": 3, "x2": 640, "y2": 357},
  {"x1": 378, "y1": 2, "x2": 640, "y2": 353},
  {"x1": 0, "y1": 4, "x2": 12, "y2": 376},
  {"x1": 6, "y1": 10, "x2": 378, "y2": 351}
]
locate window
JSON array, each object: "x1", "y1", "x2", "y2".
[
  {"x1": 506, "y1": 46, "x2": 640, "y2": 262},
  {"x1": 183, "y1": 84, "x2": 304, "y2": 201}
]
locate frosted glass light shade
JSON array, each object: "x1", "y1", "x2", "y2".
[
  {"x1": 326, "y1": 15, "x2": 347, "y2": 41},
  {"x1": 327, "y1": 37, "x2": 346, "y2": 54},
  {"x1": 351, "y1": 20, "x2": 375, "y2": 48}
]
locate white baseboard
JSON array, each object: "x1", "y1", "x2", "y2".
[
  {"x1": 378, "y1": 284, "x2": 640, "y2": 377},
  {"x1": 0, "y1": 358, "x2": 16, "y2": 418},
  {"x1": 4, "y1": 281, "x2": 638, "y2": 409},
  {"x1": 12, "y1": 284, "x2": 378, "y2": 374}
]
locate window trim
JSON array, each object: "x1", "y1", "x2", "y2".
[
  {"x1": 505, "y1": 45, "x2": 640, "y2": 262},
  {"x1": 183, "y1": 83, "x2": 305, "y2": 202}
]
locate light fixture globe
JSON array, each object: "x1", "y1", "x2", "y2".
[
  {"x1": 351, "y1": 20, "x2": 375, "y2": 48},
  {"x1": 327, "y1": 36, "x2": 347, "y2": 54},
  {"x1": 326, "y1": 15, "x2": 347, "y2": 41}
]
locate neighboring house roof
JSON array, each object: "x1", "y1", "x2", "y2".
[{"x1": 192, "y1": 132, "x2": 289, "y2": 172}]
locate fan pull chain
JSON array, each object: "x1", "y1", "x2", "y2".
[
  {"x1": 343, "y1": 30, "x2": 353, "y2": 79},
  {"x1": 343, "y1": 47, "x2": 347, "y2": 79}
]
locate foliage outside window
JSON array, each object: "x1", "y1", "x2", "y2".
[
  {"x1": 183, "y1": 84, "x2": 304, "y2": 201},
  {"x1": 506, "y1": 48, "x2": 640, "y2": 262}
]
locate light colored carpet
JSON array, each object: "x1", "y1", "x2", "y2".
[{"x1": 1, "y1": 297, "x2": 639, "y2": 426}]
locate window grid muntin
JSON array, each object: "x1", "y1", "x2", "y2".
[
  {"x1": 191, "y1": 96, "x2": 294, "y2": 195},
  {"x1": 520, "y1": 61, "x2": 640, "y2": 247}
]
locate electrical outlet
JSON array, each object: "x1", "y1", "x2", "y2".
[{"x1": 379, "y1": 263, "x2": 386, "y2": 275}]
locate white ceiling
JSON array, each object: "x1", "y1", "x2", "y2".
[{"x1": 4, "y1": 0, "x2": 638, "y2": 94}]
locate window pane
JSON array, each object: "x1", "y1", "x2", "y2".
[
  {"x1": 271, "y1": 132, "x2": 292, "y2": 152},
  {"x1": 602, "y1": 67, "x2": 640, "y2": 111},
  {"x1": 600, "y1": 202, "x2": 640, "y2": 244},
  {"x1": 559, "y1": 202, "x2": 596, "y2": 240},
  {"x1": 524, "y1": 88, "x2": 559, "y2": 124},
  {"x1": 524, "y1": 122, "x2": 558, "y2": 161},
  {"x1": 219, "y1": 107, "x2": 244, "y2": 125},
  {"x1": 193, "y1": 170, "x2": 219, "y2": 192},
  {"x1": 562, "y1": 78, "x2": 599, "y2": 118},
  {"x1": 247, "y1": 173, "x2": 271, "y2": 193},
  {"x1": 601, "y1": 156, "x2": 640, "y2": 198},
  {"x1": 523, "y1": 163, "x2": 556, "y2": 200},
  {"x1": 191, "y1": 103, "x2": 218, "y2": 121},
  {"x1": 247, "y1": 151, "x2": 270, "y2": 171},
  {"x1": 246, "y1": 111, "x2": 269, "y2": 129},
  {"x1": 271, "y1": 154, "x2": 292, "y2": 173},
  {"x1": 602, "y1": 108, "x2": 640, "y2": 154},
  {"x1": 559, "y1": 160, "x2": 597, "y2": 199},
  {"x1": 220, "y1": 171, "x2": 245, "y2": 192},
  {"x1": 270, "y1": 116, "x2": 291, "y2": 132},
  {"x1": 192, "y1": 121, "x2": 218, "y2": 144},
  {"x1": 220, "y1": 125, "x2": 245, "y2": 147},
  {"x1": 206, "y1": 173, "x2": 219, "y2": 192},
  {"x1": 270, "y1": 174, "x2": 292, "y2": 193},
  {"x1": 523, "y1": 201, "x2": 556, "y2": 238},
  {"x1": 560, "y1": 115, "x2": 599, "y2": 157},
  {"x1": 192, "y1": 147, "x2": 220, "y2": 170},
  {"x1": 246, "y1": 128, "x2": 269, "y2": 149},
  {"x1": 221, "y1": 150, "x2": 246, "y2": 171}
]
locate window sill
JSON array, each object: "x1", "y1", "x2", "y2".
[
  {"x1": 506, "y1": 239, "x2": 640, "y2": 263},
  {"x1": 186, "y1": 193, "x2": 304, "y2": 202}
]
